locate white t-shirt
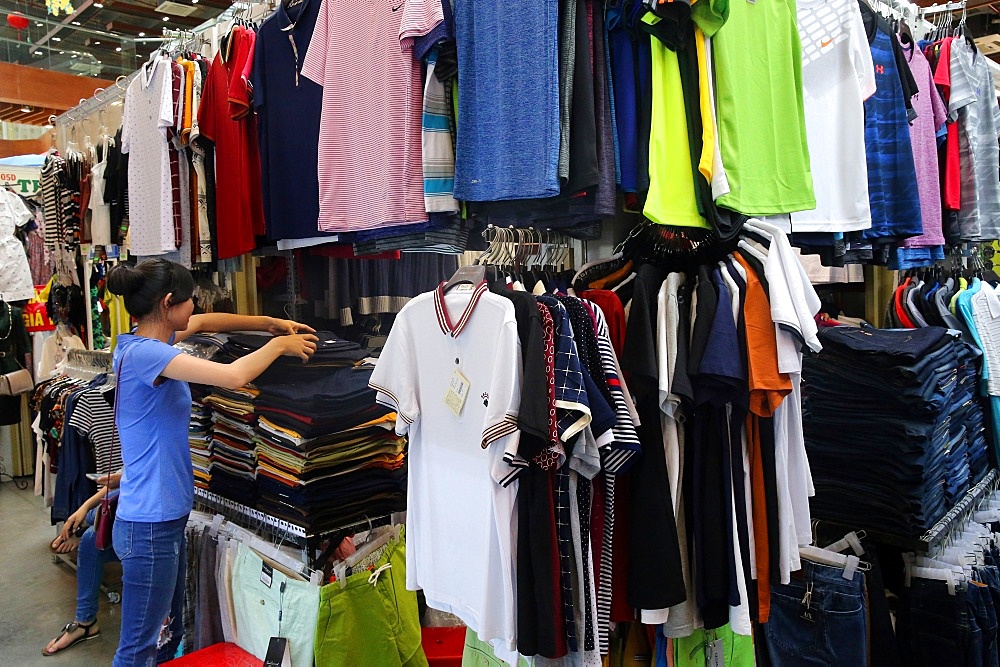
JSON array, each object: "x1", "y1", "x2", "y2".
[
  {"x1": 122, "y1": 59, "x2": 176, "y2": 257},
  {"x1": 89, "y1": 160, "x2": 112, "y2": 247},
  {"x1": 650, "y1": 272, "x2": 703, "y2": 635},
  {"x1": 791, "y1": 0, "x2": 876, "y2": 232},
  {"x1": 369, "y1": 285, "x2": 521, "y2": 653},
  {"x1": 39, "y1": 328, "x2": 85, "y2": 380},
  {"x1": 0, "y1": 188, "x2": 35, "y2": 302},
  {"x1": 746, "y1": 219, "x2": 821, "y2": 559},
  {"x1": 971, "y1": 282, "x2": 1000, "y2": 396}
]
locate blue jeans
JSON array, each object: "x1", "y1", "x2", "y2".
[
  {"x1": 897, "y1": 578, "x2": 977, "y2": 665},
  {"x1": 76, "y1": 506, "x2": 120, "y2": 624},
  {"x1": 113, "y1": 516, "x2": 188, "y2": 666},
  {"x1": 763, "y1": 560, "x2": 868, "y2": 666}
]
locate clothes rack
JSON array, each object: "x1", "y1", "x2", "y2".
[
  {"x1": 192, "y1": 487, "x2": 395, "y2": 566},
  {"x1": 64, "y1": 349, "x2": 112, "y2": 379},
  {"x1": 922, "y1": 468, "x2": 1000, "y2": 546}
]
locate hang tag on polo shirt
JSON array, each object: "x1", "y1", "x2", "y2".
[
  {"x1": 707, "y1": 640, "x2": 725, "y2": 667},
  {"x1": 444, "y1": 369, "x2": 471, "y2": 417},
  {"x1": 453, "y1": 283, "x2": 474, "y2": 292},
  {"x1": 260, "y1": 562, "x2": 274, "y2": 588}
]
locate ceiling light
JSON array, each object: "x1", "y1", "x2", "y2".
[
  {"x1": 162, "y1": 16, "x2": 169, "y2": 21},
  {"x1": 96, "y1": 60, "x2": 102, "y2": 63},
  {"x1": 191, "y1": 0, "x2": 198, "y2": 3},
  {"x1": 70, "y1": 54, "x2": 77, "y2": 58},
  {"x1": 59, "y1": 50, "x2": 64, "y2": 54},
  {"x1": 20, "y1": 106, "x2": 31, "y2": 113},
  {"x1": 138, "y1": 31, "x2": 145, "y2": 36},
  {"x1": 52, "y1": 37, "x2": 61, "y2": 42},
  {"x1": 35, "y1": 21, "x2": 42, "y2": 26},
  {"x1": 94, "y1": 1, "x2": 103, "y2": 5},
  {"x1": 94, "y1": 40, "x2": 100, "y2": 44},
  {"x1": 115, "y1": 46, "x2": 121, "y2": 51},
  {"x1": 71, "y1": 21, "x2": 80, "y2": 25}
]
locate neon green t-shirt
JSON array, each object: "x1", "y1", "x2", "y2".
[
  {"x1": 713, "y1": 0, "x2": 815, "y2": 215},
  {"x1": 643, "y1": 34, "x2": 711, "y2": 230}
]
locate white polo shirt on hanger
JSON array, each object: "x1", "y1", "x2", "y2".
[{"x1": 369, "y1": 281, "x2": 522, "y2": 657}]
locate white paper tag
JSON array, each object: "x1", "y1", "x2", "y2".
[
  {"x1": 708, "y1": 639, "x2": 725, "y2": 667},
  {"x1": 260, "y1": 562, "x2": 273, "y2": 588},
  {"x1": 454, "y1": 283, "x2": 474, "y2": 292},
  {"x1": 444, "y1": 369, "x2": 471, "y2": 417}
]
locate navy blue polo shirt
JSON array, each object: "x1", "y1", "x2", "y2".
[{"x1": 251, "y1": 0, "x2": 336, "y2": 241}]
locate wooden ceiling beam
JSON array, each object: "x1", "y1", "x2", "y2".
[
  {"x1": 0, "y1": 62, "x2": 113, "y2": 110},
  {"x1": 0, "y1": 136, "x2": 51, "y2": 158}
]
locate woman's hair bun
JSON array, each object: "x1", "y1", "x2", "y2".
[{"x1": 106, "y1": 264, "x2": 144, "y2": 297}]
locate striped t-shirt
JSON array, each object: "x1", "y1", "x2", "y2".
[
  {"x1": 301, "y1": 0, "x2": 439, "y2": 232},
  {"x1": 68, "y1": 388, "x2": 124, "y2": 475},
  {"x1": 949, "y1": 38, "x2": 1000, "y2": 241}
]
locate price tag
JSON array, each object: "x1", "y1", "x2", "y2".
[
  {"x1": 708, "y1": 639, "x2": 725, "y2": 667},
  {"x1": 261, "y1": 562, "x2": 273, "y2": 588},
  {"x1": 444, "y1": 369, "x2": 471, "y2": 417}
]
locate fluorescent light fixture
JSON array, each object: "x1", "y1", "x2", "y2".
[
  {"x1": 20, "y1": 106, "x2": 31, "y2": 113},
  {"x1": 94, "y1": 40, "x2": 100, "y2": 44},
  {"x1": 162, "y1": 16, "x2": 169, "y2": 21},
  {"x1": 94, "y1": 2, "x2": 103, "y2": 5},
  {"x1": 71, "y1": 20, "x2": 80, "y2": 25},
  {"x1": 138, "y1": 31, "x2": 145, "y2": 36},
  {"x1": 52, "y1": 37, "x2": 61, "y2": 42},
  {"x1": 115, "y1": 46, "x2": 122, "y2": 51}
]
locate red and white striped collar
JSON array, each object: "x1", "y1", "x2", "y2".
[{"x1": 434, "y1": 280, "x2": 488, "y2": 337}]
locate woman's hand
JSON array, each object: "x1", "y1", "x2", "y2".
[
  {"x1": 94, "y1": 471, "x2": 123, "y2": 490},
  {"x1": 60, "y1": 506, "x2": 89, "y2": 541},
  {"x1": 266, "y1": 333, "x2": 318, "y2": 362},
  {"x1": 267, "y1": 318, "x2": 316, "y2": 337}
]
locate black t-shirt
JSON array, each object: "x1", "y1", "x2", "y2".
[
  {"x1": 622, "y1": 263, "x2": 686, "y2": 610},
  {"x1": 496, "y1": 288, "x2": 550, "y2": 443}
]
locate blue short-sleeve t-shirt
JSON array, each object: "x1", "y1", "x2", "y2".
[{"x1": 113, "y1": 334, "x2": 192, "y2": 522}]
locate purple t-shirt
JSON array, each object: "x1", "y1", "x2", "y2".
[{"x1": 902, "y1": 40, "x2": 948, "y2": 248}]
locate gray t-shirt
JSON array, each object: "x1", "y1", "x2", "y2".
[{"x1": 950, "y1": 39, "x2": 1000, "y2": 240}]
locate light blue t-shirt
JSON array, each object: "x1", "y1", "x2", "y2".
[
  {"x1": 112, "y1": 334, "x2": 192, "y2": 522},
  {"x1": 452, "y1": 0, "x2": 560, "y2": 202}
]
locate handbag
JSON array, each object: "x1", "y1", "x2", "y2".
[
  {"x1": 0, "y1": 367, "x2": 32, "y2": 396},
  {"x1": 94, "y1": 356, "x2": 123, "y2": 551},
  {"x1": 0, "y1": 302, "x2": 32, "y2": 396}
]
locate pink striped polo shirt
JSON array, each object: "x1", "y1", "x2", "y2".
[{"x1": 301, "y1": 0, "x2": 441, "y2": 233}]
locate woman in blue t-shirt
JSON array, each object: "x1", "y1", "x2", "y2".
[{"x1": 105, "y1": 258, "x2": 317, "y2": 666}]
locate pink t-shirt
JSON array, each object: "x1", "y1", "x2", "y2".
[
  {"x1": 301, "y1": 0, "x2": 441, "y2": 233},
  {"x1": 901, "y1": 39, "x2": 948, "y2": 248}
]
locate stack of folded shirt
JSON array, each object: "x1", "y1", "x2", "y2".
[
  {"x1": 804, "y1": 326, "x2": 990, "y2": 539},
  {"x1": 221, "y1": 332, "x2": 369, "y2": 385},
  {"x1": 253, "y1": 366, "x2": 407, "y2": 533},
  {"x1": 209, "y1": 411, "x2": 258, "y2": 506},
  {"x1": 202, "y1": 385, "x2": 258, "y2": 424},
  {"x1": 189, "y1": 398, "x2": 213, "y2": 490}
]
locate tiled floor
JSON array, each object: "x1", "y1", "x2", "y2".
[{"x1": 0, "y1": 480, "x2": 121, "y2": 665}]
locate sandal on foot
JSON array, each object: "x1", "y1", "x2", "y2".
[
  {"x1": 42, "y1": 621, "x2": 100, "y2": 656},
  {"x1": 49, "y1": 535, "x2": 79, "y2": 554}
]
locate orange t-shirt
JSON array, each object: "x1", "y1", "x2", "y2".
[{"x1": 733, "y1": 252, "x2": 792, "y2": 417}]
